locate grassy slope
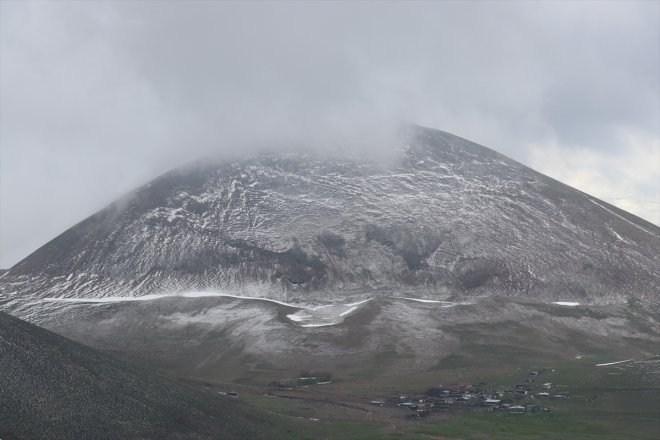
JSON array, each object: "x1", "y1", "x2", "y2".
[
  {"x1": 226, "y1": 319, "x2": 660, "y2": 440},
  {"x1": 235, "y1": 357, "x2": 659, "y2": 440}
]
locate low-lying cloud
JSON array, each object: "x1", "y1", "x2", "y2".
[{"x1": 1, "y1": 0, "x2": 658, "y2": 267}]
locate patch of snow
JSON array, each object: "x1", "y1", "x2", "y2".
[
  {"x1": 299, "y1": 322, "x2": 338, "y2": 328},
  {"x1": 400, "y1": 297, "x2": 464, "y2": 308},
  {"x1": 588, "y1": 198, "x2": 658, "y2": 238},
  {"x1": 286, "y1": 313, "x2": 312, "y2": 322},
  {"x1": 285, "y1": 298, "x2": 373, "y2": 328},
  {"x1": 402, "y1": 297, "x2": 444, "y2": 303},
  {"x1": 345, "y1": 298, "x2": 373, "y2": 307},
  {"x1": 595, "y1": 359, "x2": 634, "y2": 367},
  {"x1": 554, "y1": 301, "x2": 580, "y2": 307},
  {"x1": 610, "y1": 229, "x2": 624, "y2": 241},
  {"x1": 339, "y1": 306, "x2": 357, "y2": 317}
]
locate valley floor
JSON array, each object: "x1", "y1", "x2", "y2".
[
  {"x1": 3, "y1": 294, "x2": 659, "y2": 439},
  {"x1": 187, "y1": 356, "x2": 660, "y2": 439}
]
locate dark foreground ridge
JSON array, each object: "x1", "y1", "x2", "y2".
[{"x1": 0, "y1": 311, "x2": 285, "y2": 440}]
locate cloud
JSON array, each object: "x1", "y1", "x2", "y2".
[
  {"x1": 529, "y1": 128, "x2": 660, "y2": 225},
  {"x1": 1, "y1": 0, "x2": 658, "y2": 266}
]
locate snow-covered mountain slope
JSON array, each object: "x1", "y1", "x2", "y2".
[{"x1": 1, "y1": 126, "x2": 658, "y2": 311}]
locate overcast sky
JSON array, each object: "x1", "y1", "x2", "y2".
[{"x1": 1, "y1": 0, "x2": 659, "y2": 268}]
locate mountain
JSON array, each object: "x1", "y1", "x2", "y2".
[
  {"x1": 0, "y1": 310, "x2": 295, "y2": 440},
  {"x1": 1, "y1": 126, "x2": 657, "y2": 314},
  {"x1": 1, "y1": 125, "x2": 658, "y2": 439}
]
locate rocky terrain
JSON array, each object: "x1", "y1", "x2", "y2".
[
  {"x1": 11, "y1": 291, "x2": 656, "y2": 386},
  {"x1": 1, "y1": 126, "x2": 658, "y2": 317}
]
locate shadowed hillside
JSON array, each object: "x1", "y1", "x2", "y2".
[{"x1": 0, "y1": 311, "x2": 291, "y2": 440}]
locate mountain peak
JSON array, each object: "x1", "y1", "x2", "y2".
[{"x1": 2, "y1": 127, "x2": 658, "y2": 313}]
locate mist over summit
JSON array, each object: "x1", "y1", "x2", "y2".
[{"x1": 2, "y1": 1, "x2": 658, "y2": 269}]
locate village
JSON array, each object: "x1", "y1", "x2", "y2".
[
  {"x1": 369, "y1": 368, "x2": 569, "y2": 418},
  {"x1": 251, "y1": 367, "x2": 573, "y2": 421}
]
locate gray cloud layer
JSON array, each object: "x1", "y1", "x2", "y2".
[{"x1": 1, "y1": 0, "x2": 659, "y2": 267}]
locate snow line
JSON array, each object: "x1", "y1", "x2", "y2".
[
  {"x1": 42, "y1": 292, "x2": 375, "y2": 311},
  {"x1": 299, "y1": 322, "x2": 338, "y2": 328},
  {"x1": 339, "y1": 306, "x2": 358, "y2": 317},
  {"x1": 42, "y1": 292, "x2": 307, "y2": 309},
  {"x1": 402, "y1": 297, "x2": 446, "y2": 303},
  {"x1": 345, "y1": 298, "x2": 373, "y2": 307},
  {"x1": 595, "y1": 359, "x2": 634, "y2": 367},
  {"x1": 588, "y1": 198, "x2": 658, "y2": 238},
  {"x1": 400, "y1": 297, "x2": 466, "y2": 307}
]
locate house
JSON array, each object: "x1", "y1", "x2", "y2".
[
  {"x1": 542, "y1": 383, "x2": 552, "y2": 389},
  {"x1": 528, "y1": 371, "x2": 539, "y2": 376},
  {"x1": 509, "y1": 405, "x2": 526, "y2": 413},
  {"x1": 552, "y1": 394, "x2": 568, "y2": 400},
  {"x1": 415, "y1": 403, "x2": 431, "y2": 417},
  {"x1": 227, "y1": 391, "x2": 238, "y2": 398},
  {"x1": 369, "y1": 400, "x2": 385, "y2": 406},
  {"x1": 483, "y1": 399, "x2": 501, "y2": 406},
  {"x1": 536, "y1": 392, "x2": 550, "y2": 398}
]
